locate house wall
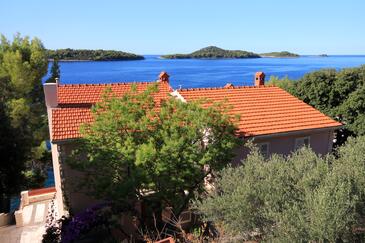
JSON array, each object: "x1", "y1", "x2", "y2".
[
  {"x1": 58, "y1": 143, "x2": 102, "y2": 214},
  {"x1": 231, "y1": 129, "x2": 335, "y2": 165},
  {"x1": 51, "y1": 143, "x2": 65, "y2": 217}
]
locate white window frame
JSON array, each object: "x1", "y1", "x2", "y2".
[
  {"x1": 295, "y1": 136, "x2": 311, "y2": 150},
  {"x1": 258, "y1": 142, "x2": 270, "y2": 158}
]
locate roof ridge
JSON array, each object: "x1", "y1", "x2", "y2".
[
  {"x1": 179, "y1": 85, "x2": 276, "y2": 92},
  {"x1": 58, "y1": 81, "x2": 158, "y2": 87}
]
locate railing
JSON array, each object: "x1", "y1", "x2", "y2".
[{"x1": 14, "y1": 187, "x2": 56, "y2": 227}]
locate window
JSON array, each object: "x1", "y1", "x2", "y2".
[
  {"x1": 295, "y1": 136, "x2": 310, "y2": 150},
  {"x1": 258, "y1": 143, "x2": 269, "y2": 158}
]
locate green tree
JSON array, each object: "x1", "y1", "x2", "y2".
[
  {"x1": 161, "y1": 46, "x2": 261, "y2": 59},
  {"x1": 294, "y1": 69, "x2": 338, "y2": 114},
  {"x1": 0, "y1": 34, "x2": 49, "y2": 211},
  {"x1": 46, "y1": 59, "x2": 60, "y2": 83},
  {"x1": 195, "y1": 137, "x2": 365, "y2": 242},
  {"x1": 68, "y1": 85, "x2": 239, "y2": 218},
  {"x1": 338, "y1": 84, "x2": 365, "y2": 136},
  {"x1": 266, "y1": 75, "x2": 296, "y2": 93},
  {"x1": 0, "y1": 102, "x2": 26, "y2": 212},
  {"x1": 47, "y1": 48, "x2": 144, "y2": 61}
]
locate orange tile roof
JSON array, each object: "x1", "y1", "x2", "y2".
[
  {"x1": 52, "y1": 81, "x2": 171, "y2": 141},
  {"x1": 50, "y1": 81, "x2": 342, "y2": 142},
  {"x1": 52, "y1": 107, "x2": 93, "y2": 141},
  {"x1": 177, "y1": 86, "x2": 342, "y2": 137},
  {"x1": 58, "y1": 81, "x2": 172, "y2": 106}
]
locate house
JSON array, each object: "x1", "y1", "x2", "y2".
[{"x1": 43, "y1": 71, "x2": 343, "y2": 216}]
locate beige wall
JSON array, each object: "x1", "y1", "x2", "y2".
[
  {"x1": 231, "y1": 129, "x2": 335, "y2": 165},
  {"x1": 51, "y1": 143, "x2": 65, "y2": 217}
]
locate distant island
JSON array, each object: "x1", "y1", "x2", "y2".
[
  {"x1": 260, "y1": 51, "x2": 300, "y2": 58},
  {"x1": 319, "y1": 54, "x2": 328, "y2": 57},
  {"x1": 161, "y1": 46, "x2": 261, "y2": 59},
  {"x1": 47, "y1": 48, "x2": 144, "y2": 61}
]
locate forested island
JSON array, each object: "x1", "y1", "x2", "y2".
[
  {"x1": 260, "y1": 51, "x2": 300, "y2": 57},
  {"x1": 161, "y1": 46, "x2": 261, "y2": 59},
  {"x1": 47, "y1": 48, "x2": 144, "y2": 61}
]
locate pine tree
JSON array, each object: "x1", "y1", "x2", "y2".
[
  {"x1": 0, "y1": 33, "x2": 49, "y2": 212},
  {"x1": 46, "y1": 58, "x2": 60, "y2": 83}
]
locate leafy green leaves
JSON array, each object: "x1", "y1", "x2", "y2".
[
  {"x1": 195, "y1": 136, "x2": 365, "y2": 242},
  {"x1": 68, "y1": 85, "x2": 239, "y2": 214},
  {"x1": 0, "y1": 33, "x2": 49, "y2": 211}
]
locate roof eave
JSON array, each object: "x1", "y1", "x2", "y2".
[
  {"x1": 51, "y1": 137, "x2": 80, "y2": 145},
  {"x1": 243, "y1": 124, "x2": 344, "y2": 140}
]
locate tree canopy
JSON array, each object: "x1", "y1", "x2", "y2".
[
  {"x1": 195, "y1": 136, "x2": 365, "y2": 242},
  {"x1": 67, "y1": 85, "x2": 240, "y2": 217},
  {"x1": 260, "y1": 51, "x2": 299, "y2": 57},
  {"x1": 45, "y1": 59, "x2": 60, "y2": 83},
  {"x1": 161, "y1": 46, "x2": 261, "y2": 59},
  {"x1": 0, "y1": 34, "x2": 49, "y2": 211},
  {"x1": 47, "y1": 48, "x2": 144, "y2": 61}
]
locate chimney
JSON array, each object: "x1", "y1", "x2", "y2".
[
  {"x1": 158, "y1": 71, "x2": 170, "y2": 83},
  {"x1": 254, "y1": 72, "x2": 265, "y2": 86},
  {"x1": 43, "y1": 82, "x2": 58, "y2": 108}
]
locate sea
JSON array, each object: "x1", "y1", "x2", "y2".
[{"x1": 46, "y1": 55, "x2": 365, "y2": 88}]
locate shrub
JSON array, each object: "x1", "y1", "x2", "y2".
[{"x1": 195, "y1": 137, "x2": 365, "y2": 242}]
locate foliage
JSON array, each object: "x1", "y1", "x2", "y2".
[
  {"x1": 47, "y1": 48, "x2": 144, "y2": 61},
  {"x1": 23, "y1": 168, "x2": 46, "y2": 189},
  {"x1": 0, "y1": 33, "x2": 49, "y2": 212},
  {"x1": 260, "y1": 51, "x2": 299, "y2": 57},
  {"x1": 46, "y1": 59, "x2": 60, "y2": 83},
  {"x1": 42, "y1": 203, "x2": 114, "y2": 243},
  {"x1": 0, "y1": 100, "x2": 26, "y2": 212},
  {"x1": 337, "y1": 85, "x2": 365, "y2": 136},
  {"x1": 266, "y1": 75, "x2": 296, "y2": 93},
  {"x1": 67, "y1": 84, "x2": 239, "y2": 218},
  {"x1": 195, "y1": 137, "x2": 365, "y2": 242},
  {"x1": 161, "y1": 46, "x2": 261, "y2": 59}
]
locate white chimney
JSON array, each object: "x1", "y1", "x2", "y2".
[{"x1": 43, "y1": 83, "x2": 58, "y2": 108}]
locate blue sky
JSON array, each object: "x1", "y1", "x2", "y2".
[{"x1": 1, "y1": 0, "x2": 364, "y2": 55}]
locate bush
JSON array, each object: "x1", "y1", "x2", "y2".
[
  {"x1": 195, "y1": 137, "x2": 365, "y2": 242},
  {"x1": 42, "y1": 203, "x2": 113, "y2": 243}
]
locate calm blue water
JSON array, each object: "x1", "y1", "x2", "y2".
[{"x1": 47, "y1": 55, "x2": 365, "y2": 89}]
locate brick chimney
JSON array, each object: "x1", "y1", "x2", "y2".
[
  {"x1": 254, "y1": 72, "x2": 265, "y2": 86},
  {"x1": 158, "y1": 71, "x2": 169, "y2": 83}
]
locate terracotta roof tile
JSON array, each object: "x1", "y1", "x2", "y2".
[
  {"x1": 51, "y1": 81, "x2": 171, "y2": 141},
  {"x1": 52, "y1": 107, "x2": 92, "y2": 141},
  {"x1": 58, "y1": 81, "x2": 172, "y2": 106},
  {"x1": 177, "y1": 85, "x2": 342, "y2": 137},
  {"x1": 50, "y1": 82, "x2": 342, "y2": 142}
]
